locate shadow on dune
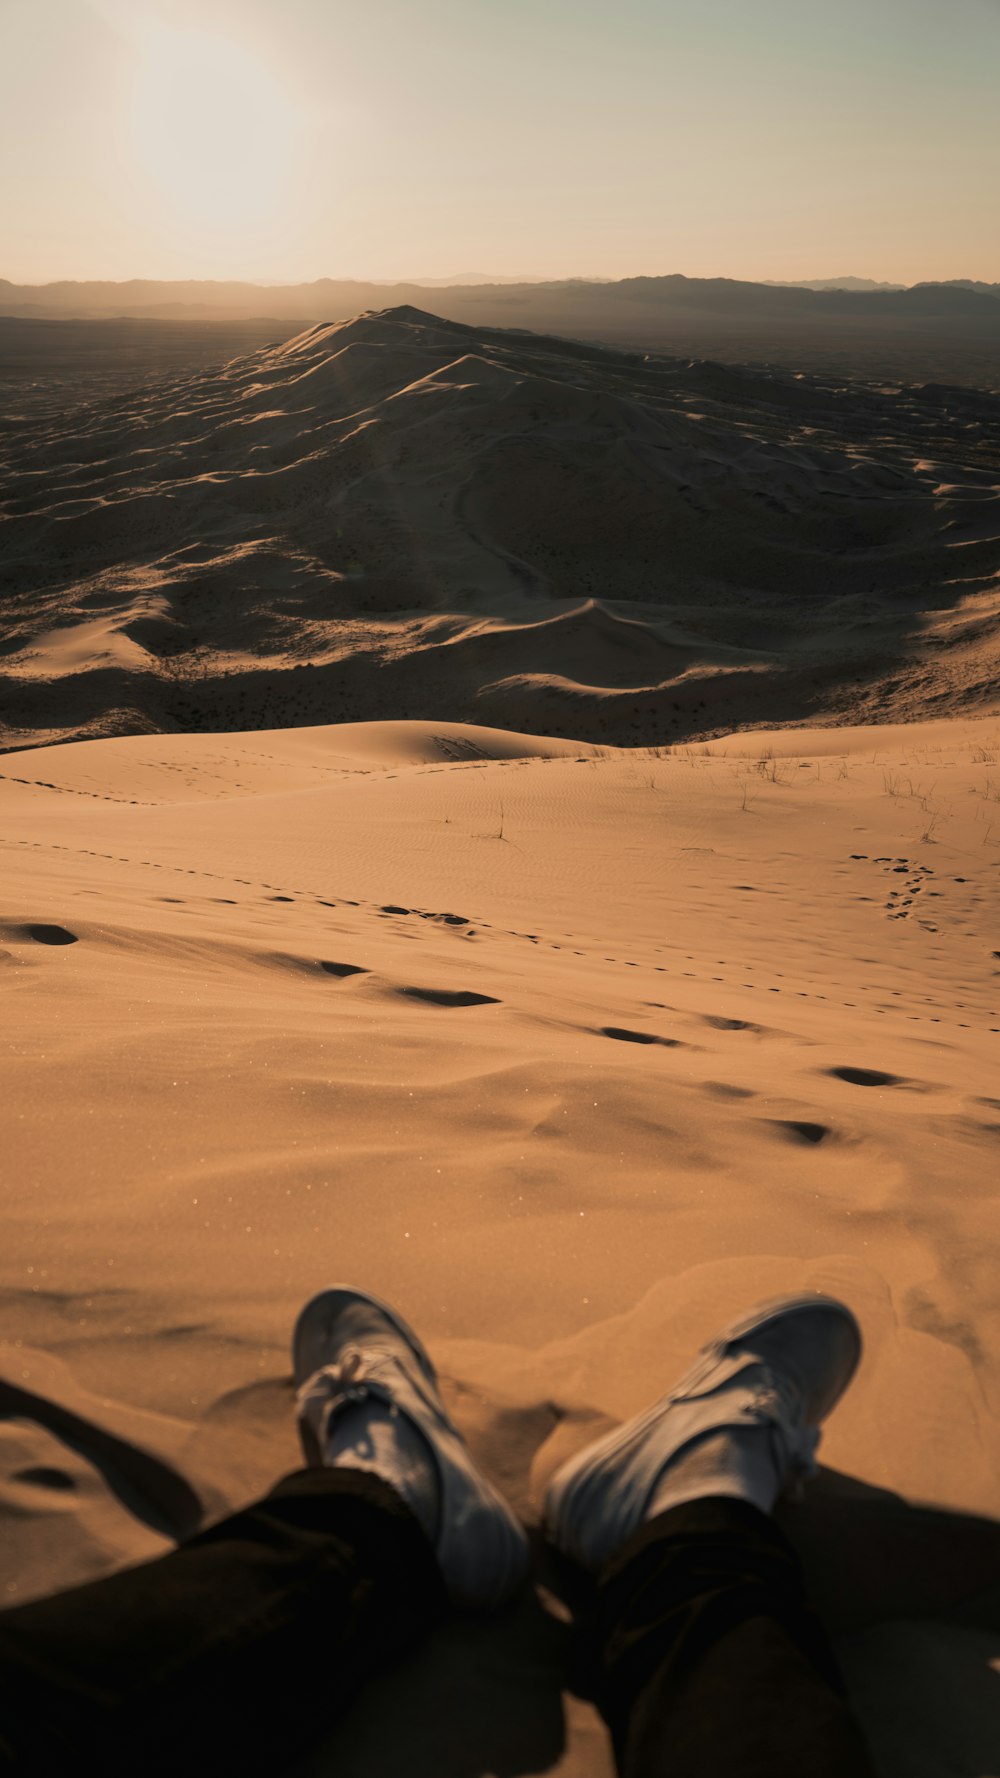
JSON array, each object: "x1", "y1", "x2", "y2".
[
  {"x1": 5, "y1": 1359, "x2": 1000, "y2": 1775},
  {"x1": 294, "y1": 1559, "x2": 572, "y2": 1778},
  {"x1": 0, "y1": 1367, "x2": 204, "y2": 1541},
  {"x1": 780, "y1": 1465, "x2": 1000, "y2": 1633},
  {"x1": 295, "y1": 1467, "x2": 1000, "y2": 1778}
]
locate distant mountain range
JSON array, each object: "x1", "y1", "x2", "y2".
[
  {"x1": 764, "y1": 277, "x2": 906, "y2": 292},
  {"x1": 934, "y1": 279, "x2": 1000, "y2": 297},
  {"x1": 2, "y1": 271, "x2": 999, "y2": 323},
  {"x1": 767, "y1": 276, "x2": 1000, "y2": 297},
  {"x1": 3, "y1": 273, "x2": 999, "y2": 388}
]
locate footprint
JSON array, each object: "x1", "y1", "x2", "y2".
[
  {"x1": 771, "y1": 1120, "x2": 831, "y2": 1144},
  {"x1": 401, "y1": 988, "x2": 499, "y2": 1008},
  {"x1": 701, "y1": 1015, "x2": 763, "y2": 1033},
  {"x1": 600, "y1": 1026, "x2": 683, "y2": 1047},
  {"x1": 23, "y1": 924, "x2": 78, "y2": 946},
  {"x1": 320, "y1": 961, "x2": 368, "y2": 979},
  {"x1": 827, "y1": 1066, "x2": 901, "y2": 1088},
  {"x1": 12, "y1": 1466, "x2": 76, "y2": 1491}
]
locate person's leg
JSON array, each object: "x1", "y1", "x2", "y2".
[
  {"x1": 597, "y1": 1496, "x2": 875, "y2": 1778},
  {"x1": 544, "y1": 1293, "x2": 875, "y2": 1777},
  {"x1": 0, "y1": 1283, "x2": 529, "y2": 1778},
  {"x1": 0, "y1": 1466, "x2": 444, "y2": 1778}
]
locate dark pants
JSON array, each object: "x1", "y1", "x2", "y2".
[
  {"x1": 0, "y1": 1474, "x2": 874, "y2": 1777},
  {"x1": 599, "y1": 1497, "x2": 875, "y2": 1777}
]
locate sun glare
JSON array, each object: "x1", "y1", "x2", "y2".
[{"x1": 129, "y1": 23, "x2": 302, "y2": 244}]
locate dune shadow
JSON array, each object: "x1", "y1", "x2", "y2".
[
  {"x1": 7, "y1": 1341, "x2": 1000, "y2": 1778},
  {"x1": 293, "y1": 1466, "x2": 1000, "y2": 1778},
  {"x1": 294, "y1": 1543, "x2": 571, "y2": 1778},
  {"x1": 777, "y1": 1465, "x2": 1000, "y2": 1633},
  {"x1": 0, "y1": 1375, "x2": 204, "y2": 1542}
]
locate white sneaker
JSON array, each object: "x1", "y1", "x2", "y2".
[
  {"x1": 544, "y1": 1293, "x2": 862, "y2": 1572},
  {"x1": 293, "y1": 1285, "x2": 530, "y2": 1611}
]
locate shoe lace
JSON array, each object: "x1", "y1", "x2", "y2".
[
  {"x1": 297, "y1": 1346, "x2": 386, "y2": 1425},
  {"x1": 744, "y1": 1365, "x2": 821, "y2": 1500}
]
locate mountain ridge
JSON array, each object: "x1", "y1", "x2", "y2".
[{"x1": 3, "y1": 270, "x2": 999, "y2": 321}]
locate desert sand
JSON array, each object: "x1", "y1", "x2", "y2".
[
  {"x1": 4, "y1": 308, "x2": 999, "y2": 753},
  {"x1": 3, "y1": 708, "x2": 1000, "y2": 1775}
]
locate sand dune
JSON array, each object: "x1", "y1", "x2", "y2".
[
  {"x1": 4, "y1": 307, "x2": 1000, "y2": 1770},
  {"x1": 3, "y1": 306, "x2": 999, "y2": 751},
  {"x1": 3, "y1": 713, "x2": 1000, "y2": 1772}
]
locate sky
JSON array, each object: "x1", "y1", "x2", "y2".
[{"x1": 2, "y1": 0, "x2": 998, "y2": 286}]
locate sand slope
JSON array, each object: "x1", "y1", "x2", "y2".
[
  {"x1": 3, "y1": 714, "x2": 1000, "y2": 1772},
  {"x1": 3, "y1": 306, "x2": 998, "y2": 750}
]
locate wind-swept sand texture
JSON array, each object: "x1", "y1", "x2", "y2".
[
  {"x1": 3, "y1": 307, "x2": 999, "y2": 751},
  {"x1": 3, "y1": 715, "x2": 1000, "y2": 1774}
]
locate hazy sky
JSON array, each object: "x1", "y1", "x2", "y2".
[{"x1": 2, "y1": 0, "x2": 998, "y2": 285}]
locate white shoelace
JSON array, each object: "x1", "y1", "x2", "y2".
[{"x1": 296, "y1": 1348, "x2": 394, "y2": 1436}]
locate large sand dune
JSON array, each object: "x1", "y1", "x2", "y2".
[
  {"x1": 3, "y1": 714, "x2": 1000, "y2": 1772},
  {"x1": 3, "y1": 307, "x2": 999, "y2": 751}
]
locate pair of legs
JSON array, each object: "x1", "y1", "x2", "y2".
[{"x1": 0, "y1": 1288, "x2": 876, "y2": 1777}]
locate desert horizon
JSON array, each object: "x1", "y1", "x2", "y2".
[{"x1": 2, "y1": 0, "x2": 1000, "y2": 1772}]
